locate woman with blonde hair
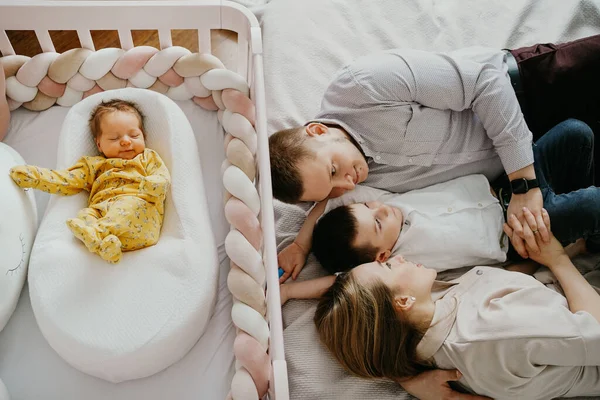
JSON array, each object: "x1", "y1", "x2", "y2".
[{"x1": 315, "y1": 208, "x2": 600, "y2": 400}]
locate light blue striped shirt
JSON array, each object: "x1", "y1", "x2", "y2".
[{"x1": 311, "y1": 47, "x2": 534, "y2": 193}]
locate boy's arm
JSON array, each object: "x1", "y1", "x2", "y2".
[
  {"x1": 280, "y1": 275, "x2": 336, "y2": 305},
  {"x1": 9, "y1": 159, "x2": 93, "y2": 195},
  {"x1": 295, "y1": 200, "x2": 328, "y2": 254},
  {"x1": 278, "y1": 200, "x2": 328, "y2": 283}
]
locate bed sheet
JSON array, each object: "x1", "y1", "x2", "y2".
[
  {"x1": 251, "y1": 0, "x2": 600, "y2": 398},
  {"x1": 0, "y1": 102, "x2": 235, "y2": 400}
]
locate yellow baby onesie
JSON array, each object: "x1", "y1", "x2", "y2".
[{"x1": 10, "y1": 148, "x2": 170, "y2": 263}]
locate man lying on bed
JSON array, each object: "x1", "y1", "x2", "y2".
[{"x1": 269, "y1": 36, "x2": 600, "y2": 399}]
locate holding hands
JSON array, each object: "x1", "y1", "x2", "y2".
[
  {"x1": 505, "y1": 188, "x2": 550, "y2": 258},
  {"x1": 504, "y1": 207, "x2": 567, "y2": 268}
]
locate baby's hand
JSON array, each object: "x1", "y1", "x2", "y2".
[
  {"x1": 278, "y1": 242, "x2": 308, "y2": 283},
  {"x1": 139, "y1": 175, "x2": 169, "y2": 198},
  {"x1": 9, "y1": 166, "x2": 38, "y2": 189}
]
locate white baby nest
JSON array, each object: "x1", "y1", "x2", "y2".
[{"x1": 27, "y1": 87, "x2": 219, "y2": 383}]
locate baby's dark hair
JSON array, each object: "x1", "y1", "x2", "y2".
[
  {"x1": 312, "y1": 205, "x2": 378, "y2": 274},
  {"x1": 89, "y1": 99, "x2": 145, "y2": 139}
]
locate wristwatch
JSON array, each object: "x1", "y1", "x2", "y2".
[{"x1": 510, "y1": 178, "x2": 539, "y2": 194}]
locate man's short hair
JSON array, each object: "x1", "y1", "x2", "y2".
[
  {"x1": 269, "y1": 126, "x2": 312, "y2": 203},
  {"x1": 312, "y1": 205, "x2": 378, "y2": 274}
]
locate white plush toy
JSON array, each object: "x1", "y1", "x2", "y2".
[{"x1": 0, "y1": 142, "x2": 38, "y2": 400}]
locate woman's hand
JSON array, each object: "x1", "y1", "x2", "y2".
[
  {"x1": 279, "y1": 283, "x2": 289, "y2": 306},
  {"x1": 277, "y1": 242, "x2": 308, "y2": 283},
  {"x1": 504, "y1": 208, "x2": 567, "y2": 269},
  {"x1": 397, "y1": 369, "x2": 491, "y2": 400}
]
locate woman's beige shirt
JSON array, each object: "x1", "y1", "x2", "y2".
[{"x1": 417, "y1": 267, "x2": 600, "y2": 400}]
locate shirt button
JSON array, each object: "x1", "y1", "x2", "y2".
[
  {"x1": 409, "y1": 158, "x2": 413, "y2": 163},
  {"x1": 447, "y1": 207, "x2": 453, "y2": 212},
  {"x1": 375, "y1": 155, "x2": 381, "y2": 161},
  {"x1": 476, "y1": 269, "x2": 483, "y2": 275}
]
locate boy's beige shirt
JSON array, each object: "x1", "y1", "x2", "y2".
[{"x1": 417, "y1": 267, "x2": 600, "y2": 400}]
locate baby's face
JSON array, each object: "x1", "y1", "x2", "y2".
[
  {"x1": 96, "y1": 111, "x2": 145, "y2": 160},
  {"x1": 349, "y1": 201, "x2": 403, "y2": 256}
]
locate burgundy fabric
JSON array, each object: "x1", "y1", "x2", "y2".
[{"x1": 510, "y1": 35, "x2": 600, "y2": 181}]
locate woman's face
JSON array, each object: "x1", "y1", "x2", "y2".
[{"x1": 352, "y1": 254, "x2": 437, "y2": 300}]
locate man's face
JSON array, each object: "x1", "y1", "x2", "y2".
[{"x1": 298, "y1": 133, "x2": 369, "y2": 202}]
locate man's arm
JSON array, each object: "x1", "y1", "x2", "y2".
[
  {"x1": 347, "y1": 48, "x2": 534, "y2": 176},
  {"x1": 505, "y1": 164, "x2": 549, "y2": 258}
]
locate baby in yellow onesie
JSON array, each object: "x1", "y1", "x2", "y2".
[{"x1": 9, "y1": 99, "x2": 170, "y2": 263}]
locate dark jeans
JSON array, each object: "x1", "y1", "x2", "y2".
[
  {"x1": 494, "y1": 119, "x2": 600, "y2": 258},
  {"x1": 510, "y1": 35, "x2": 600, "y2": 184},
  {"x1": 534, "y1": 119, "x2": 600, "y2": 252}
]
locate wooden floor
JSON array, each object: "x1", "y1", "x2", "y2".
[{"x1": 5, "y1": 29, "x2": 239, "y2": 70}]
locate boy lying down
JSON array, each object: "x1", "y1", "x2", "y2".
[{"x1": 278, "y1": 174, "x2": 586, "y2": 303}]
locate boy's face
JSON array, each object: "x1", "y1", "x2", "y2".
[
  {"x1": 298, "y1": 124, "x2": 369, "y2": 202},
  {"x1": 349, "y1": 201, "x2": 403, "y2": 261},
  {"x1": 96, "y1": 111, "x2": 145, "y2": 160}
]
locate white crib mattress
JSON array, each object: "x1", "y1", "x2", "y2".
[{"x1": 0, "y1": 101, "x2": 235, "y2": 400}]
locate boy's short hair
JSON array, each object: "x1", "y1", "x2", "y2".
[
  {"x1": 312, "y1": 205, "x2": 378, "y2": 274},
  {"x1": 269, "y1": 126, "x2": 312, "y2": 203},
  {"x1": 89, "y1": 99, "x2": 145, "y2": 139}
]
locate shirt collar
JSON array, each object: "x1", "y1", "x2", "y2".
[{"x1": 416, "y1": 281, "x2": 459, "y2": 361}]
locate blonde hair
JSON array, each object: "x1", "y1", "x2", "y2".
[
  {"x1": 314, "y1": 271, "x2": 433, "y2": 380},
  {"x1": 89, "y1": 99, "x2": 145, "y2": 139}
]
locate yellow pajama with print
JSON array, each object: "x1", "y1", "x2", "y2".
[{"x1": 9, "y1": 149, "x2": 170, "y2": 263}]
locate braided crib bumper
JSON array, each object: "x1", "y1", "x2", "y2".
[{"x1": 0, "y1": 47, "x2": 269, "y2": 399}]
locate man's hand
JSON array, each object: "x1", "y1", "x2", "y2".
[
  {"x1": 277, "y1": 242, "x2": 308, "y2": 283},
  {"x1": 397, "y1": 369, "x2": 491, "y2": 400},
  {"x1": 506, "y1": 187, "x2": 548, "y2": 258},
  {"x1": 504, "y1": 208, "x2": 567, "y2": 269}
]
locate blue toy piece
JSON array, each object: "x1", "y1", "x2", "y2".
[{"x1": 278, "y1": 267, "x2": 284, "y2": 278}]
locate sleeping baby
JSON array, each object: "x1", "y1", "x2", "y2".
[{"x1": 9, "y1": 99, "x2": 170, "y2": 263}]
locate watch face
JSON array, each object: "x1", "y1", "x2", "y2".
[{"x1": 511, "y1": 179, "x2": 527, "y2": 194}]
